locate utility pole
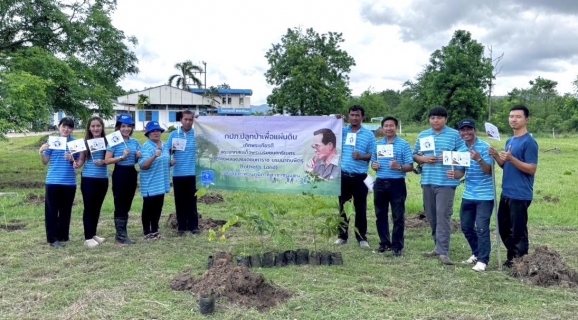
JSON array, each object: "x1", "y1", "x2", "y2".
[{"x1": 202, "y1": 61, "x2": 207, "y2": 90}]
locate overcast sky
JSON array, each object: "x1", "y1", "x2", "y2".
[{"x1": 112, "y1": 0, "x2": 578, "y2": 105}]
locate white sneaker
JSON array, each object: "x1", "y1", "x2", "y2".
[
  {"x1": 93, "y1": 235, "x2": 105, "y2": 244},
  {"x1": 334, "y1": 238, "x2": 348, "y2": 246},
  {"x1": 463, "y1": 255, "x2": 477, "y2": 264},
  {"x1": 84, "y1": 239, "x2": 100, "y2": 248},
  {"x1": 359, "y1": 241, "x2": 370, "y2": 249},
  {"x1": 472, "y1": 262, "x2": 487, "y2": 272}
]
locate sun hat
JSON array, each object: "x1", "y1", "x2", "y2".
[
  {"x1": 145, "y1": 121, "x2": 165, "y2": 137},
  {"x1": 116, "y1": 114, "x2": 135, "y2": 125}
]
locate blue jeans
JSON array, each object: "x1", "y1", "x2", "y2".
[{"x1": 460, "y1": 199, "x2": 494, "y2": 264}]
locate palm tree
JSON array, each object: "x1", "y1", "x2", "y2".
[
  {"x1": 136, "y1": 94, "x2": 150, "y2": 129},
  {"x1": 168, "y1": 60, "x2": 203, "y2": 90},
  {"x1": 204, "y1": 86, "x2": 221, "y2": 111}
]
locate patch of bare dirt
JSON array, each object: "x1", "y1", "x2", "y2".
[
  {"x1": 542, "y1": 196, "x2": 560, "y2": 204},
  {"x1": 199, "y1": 193, "x2": 224, "y2": 205},
  {"x1": 26, "y1": 194, "x2": 45, "y2": 206},
  {"x1": 0, "y1": 219, "x2": 26, "y2": 231},
  {"x1": 406, "y1": 212, "x2": 460, "y2": 231},
  {"x1": 0, "y1": 181, "x2": 45, "y2": 190},
  {"x1": 166, "y1": 214, "x2": 236, "y2": 231},
  {"x1": 170, "y1": 258, "x2": 291, "y2": 312},
  {"x1": 510, "y1": 246, "x2": 578, "y2": 288}
]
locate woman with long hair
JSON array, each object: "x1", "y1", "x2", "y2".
[
  {"x1": 38, "y1": 117, "x2": 79, "y2": 249},
  {"x1": 104, "y1": 114, "x2": 141, "y2": 246},
  {"x1": 76, "y1": 116, "x2": 109, "y2": 248}
]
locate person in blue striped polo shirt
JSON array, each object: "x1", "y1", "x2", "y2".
[
  {"x1": 166, "y1": 110, "x2": 199, "y2": 236},
  {"x1": 370, "y1": 117, "x2": 414, "y2": 256},
  {"x1": 334, "y1": 105, "x2": 376, "y2": 249},
  {"x1": 413, "y1": 107, "x2": 465, "y2": 265},
  {"x1": 38, "y1": 117, "x2": 80, "y2": 249},
  {"x1": 139, "y1": 121, "x2": 173, "y2": 240},
  {"x1": 447, "y1": 119, "x2": 494, "y2": 271},
  {"x1": 77, "y1": 117, "x2": 110, "y2": 248},
  {"x1": 105, "y1": 114, "x2": 142, "y2": 246}
]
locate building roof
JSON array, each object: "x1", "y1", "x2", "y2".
[
  {"x1": 190, "y1": 88, "x2": 253, "y2": 95},
  {"x1": 116, "y1": 85, "x2": 213, "y2": 106}
]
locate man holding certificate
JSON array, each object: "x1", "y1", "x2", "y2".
[
  {"x1": 370, "y1": 117, "x2": 413, "y2": 256},
  {"x1": 167, "y1": 110, "x2": 199, "y2": 236}
]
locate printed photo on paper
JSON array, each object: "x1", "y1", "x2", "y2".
[
  {"x1": 172, "y1": 138, "x2": 186, "y2": 151},
  {"x1": 106, "y1": 131, "x2": 124, "y2": 147},
  {"x1": 88, "y1": 138, "x2": 106, "y2": 152},
  {"x1": 48, "y1": 136, "x2": 67, "y2": 150},
  {"x1": 67, "y1": 139, "x2": 87, "y2": 154},
  {"x1": 484, "y1": 122, "x2": 501, "y2": 141},
  {"x1": 376, "y1": 144, "x2": 394, "y2": 158},
  {"x1": 419, "y1": 136, "x2": 435, "y2": 152},
  {"x1": 345, "y1": 132, "x2": 356, "y2": 146}
]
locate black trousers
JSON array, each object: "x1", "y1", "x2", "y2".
[
  {"x1": 338, "y1": 172, "x2": 368, "y2": 242},
  {"x1": 173, "y1": 175, "x2": 199, "y2": 232},
  {"x1": 45, "y1": 184, "x2": 76, "y2": 243},
  {"x1": 81, "y1": 177, "x2": 109, "y2": 240},
  {"x1": 142, "y1": 194, "x2": 165, "y2": 235},
  {"x1": 111, "y1": 165, "x2": 137, "y2": 219},
  {"x1": 498, "y1": 195, "x2": 531, "y2": 260},
  {"x1": 374, "y1": 178, "x2": 407, "y2": 251}
]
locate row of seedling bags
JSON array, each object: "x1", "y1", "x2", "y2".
[{"x1": 208, "y1": 249, "x2": 344, "y2": 269}]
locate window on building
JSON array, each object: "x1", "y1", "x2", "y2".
[
  {"x1": 169, "y1": 111, "x2": 177, "y2": 122},
  {"x1": 239, "y1": 94, "x2": 245, "y2": 106},
  {"x1": 138, "y1": 111, "x2": 158, "y2": 122},
  {"x1": 227, "y1": 97, "x2": 232, "y2": 105}
]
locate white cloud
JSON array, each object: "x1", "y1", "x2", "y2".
[{"x1": 113, "y1": 0, "x2": 578, "y2": 105}]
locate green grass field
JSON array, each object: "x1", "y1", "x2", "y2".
[{"x1": 1, "y1": 132, "x2": 577, "y2": 319}]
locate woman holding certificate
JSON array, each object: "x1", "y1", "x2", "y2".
[
  {"x1": 77, "y1": 116, "x2": 109, "y2": 248},
  {"x1": 38, "y1": 117, "x2": 79, "y2": 249},
  {"x1": 105, "y1": 114, "x2": 141, "y2": 246},
  {"x1": 138, "y1": 121, "x2": 173, "y2": 240}
]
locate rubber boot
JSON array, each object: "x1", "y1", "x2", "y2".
[{"x1": 115, "y1": 217, "x2": 135, "y2": 245}]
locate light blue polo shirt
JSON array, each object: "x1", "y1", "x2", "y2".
[
  {"x1": 106, "y1": 138, "x2": 140, "y2": 166},
  {"x1": 458, "y1": 138, "x2": 494, "y2": 201},
  {"x1": 82, "y1": 149, "x2": 109, "y2": 179},
  {"x1": 138, "y1": 140, "x2": 171, "y2": 197},
  {"x1": 341, "y1": 126, "x2": 376, "y2": 174},
  {"x1": 167, "y1": 127, "x2": 196, "y2": 177},
  {"x1": 413, "y1": 126, "x2": 465, "y2": 187},
  {"x1": 44, "y1": 137, "x2": 79, "y2": 186},
  {"x1": 371, "y1": 136, "x2": 413, "y2": 179}
]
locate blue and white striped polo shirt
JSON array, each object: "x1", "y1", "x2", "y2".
[
  {"x1": 341, "y1": 126, "x2": 376, "y2": 174},
  {"x1": 138, "y1": 140, "x2": 171, "y2": 197},
  {"x1": 82, "y1": 149, "x2": 109, "y2": 179},
  {"x1": 167, "y1": 128, "x2": 196, "y2": 177},
  {"x1": 413, "y1": 126, "x2": 465, "y2": 187},
  {"x1": 460, "y1": 138, "x2": 494, "y2": 200},
  {"x1": 371, "y1": 136, "x2": 413, "y2": 179},
  {"x1": 44, "y1": 136, "x2": 79, "y2": 186},
  {"x1": 106, "y1": 138, "x2": 140, "y2": 166}
]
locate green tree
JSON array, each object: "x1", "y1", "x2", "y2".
[
  {"x1": 136, "y1": 94, "x2": 150, "y2": 128},
  {"x1": 409, "y1": 30, "x2": 493, "y2": 127},
  {"x1": 168, "y1": 60, "x2": 203, "y2": 90},
  {"x1": 265, "y1": 27, "x2": 355, "y2": 115},
  {"x1": 203, "y1": 86, "x2": 221, "y2": 109},
  {"x1": 217, "y1": 83, "x2": 231, "y2": 89},
  {"x1": 0, "y1": 0, "x2": 139, "y2": 132}
]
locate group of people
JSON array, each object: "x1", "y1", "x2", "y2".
[
  {"x1": 334, "y1": 105, "x2": 538, "y2": 272},
  {"x1": 38, "y1": 104, "x2": 538, "y2": 272},
  {"x1": 38, "y1": 111, "x2": 200, "y2": 249}
]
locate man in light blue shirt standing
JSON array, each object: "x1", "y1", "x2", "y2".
[
  {"x1": 334, "y1": 105, "x2": 376, "y2": 249},
  {"x1": 413, "y1": 107, "x2": 465, "y2": 265},
  {"x1": 166, "y1": 110, "x2": 199, "y2": 236},
  {"x1": 447, "y1": 119, "x2": 494, "y2": 271},
  {"x1": 370, "y1": 117, "x2": 414, "y2": 256}
]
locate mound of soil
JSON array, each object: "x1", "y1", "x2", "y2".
[
  {"x1": 166, "y1": 214, "x2": 235, "y2": 231},
  {"x1": 0, "y1": 220, "x2": 26, "y2": 231},
  {"x1": 171, "y1": 258, "x2": 291, "y2": 312},
  {"x1": 26, "y1": 194, "x2": 45, "y2": 206},
  {"x1": 405, "y1": 212, "x2": 460, "y2": 231},
  {"x1": 510, "y1": 246, "x2": 578, "y2": 288},
  {"x1": 199, "y1": 193, "x2": 224, "y2": 205}
]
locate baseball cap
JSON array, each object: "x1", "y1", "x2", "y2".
[{"x1": 458, "y1": 119, "x2": 476, "y2": 130}]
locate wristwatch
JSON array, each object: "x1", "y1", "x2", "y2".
[{"x1": 476, "y1": 158, "x2": 482, "y2": 163}]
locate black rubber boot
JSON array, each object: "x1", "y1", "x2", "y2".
[{"x1": 115, "y1": 217, "x2": 135, "y2": 245}]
